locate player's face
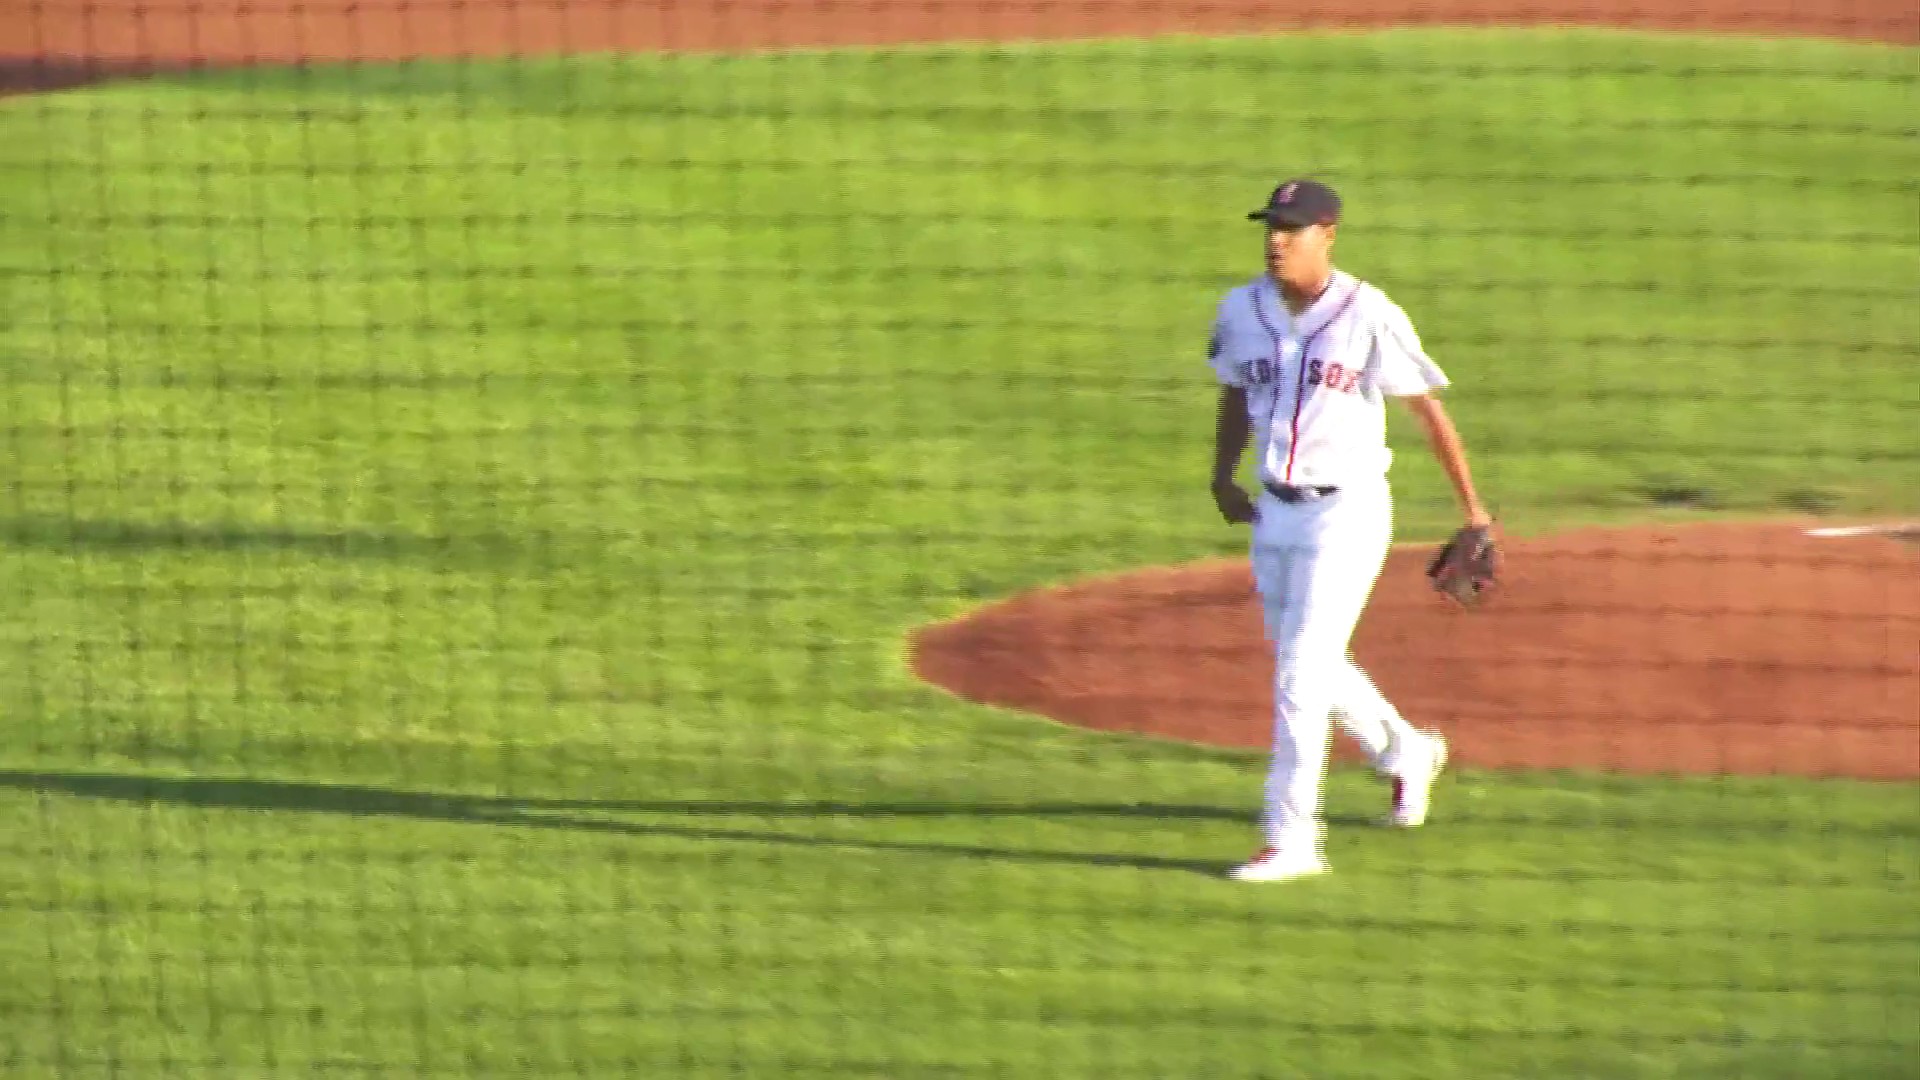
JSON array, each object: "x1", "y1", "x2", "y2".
[{"x1": 1265, "y1": 222, "x2": 1336, "y2": 284}]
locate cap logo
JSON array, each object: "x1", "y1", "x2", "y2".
[{"x1": 1279, "y1": 182, "x2": 1298, "y2": 203}]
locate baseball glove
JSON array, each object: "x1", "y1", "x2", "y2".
[{"x1": 1427, "y1": 523, "x2": 1500, "y2": 607}]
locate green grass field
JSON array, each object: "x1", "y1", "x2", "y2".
[{"x1": 2, "y1": 28, "x2": 1917, "y2": 1079}]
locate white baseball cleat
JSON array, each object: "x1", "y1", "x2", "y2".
[
  {"x1": 1227, "y1": 847, "x2": 1331, "y2": 883},
  {"x1": 1388, "y1": 730, "x2": 1449, "y2": 828}
]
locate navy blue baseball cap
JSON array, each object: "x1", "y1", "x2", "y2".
[{"x1": 1247, "y1": 178, "x2": 1342, "y2": 228}]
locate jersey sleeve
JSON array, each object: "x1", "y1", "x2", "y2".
[
  {"x1": 1206, "y1": 295, "x2": 1244, "y2": 388},
  {"x1": 1370, "y1": 296, "x2": 1450, "y2": 397}
]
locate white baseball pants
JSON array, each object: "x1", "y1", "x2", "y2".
[{"x1": 1250, "y1": 476, "x2": 1421, "y2": 855}]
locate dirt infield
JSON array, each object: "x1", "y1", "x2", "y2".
[
  {"x1": 7, "y1": 1, "x2": 1915, "y2": 779},
  {"x1": 913, "y1": 523, "x2": 1920, "y2": 779},
  {"x1": 3, "y1": 0, "x2": 1914, "y2": 94}
]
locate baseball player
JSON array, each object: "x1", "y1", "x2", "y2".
[{"x1": 1207, "y1": 178, "x2": 1497, "y2": 883}]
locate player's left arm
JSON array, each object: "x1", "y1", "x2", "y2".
[
  {"x1": 1369, "y1": 294, "x2": 1493, "y2": 529},
  {"x1": 1399, "y1": 393, "x2": 1493, "y2": 528}
]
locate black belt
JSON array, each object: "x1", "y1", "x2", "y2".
[{"x1": 1263, "y1": 481, "x2": 1340, "y2": 503}]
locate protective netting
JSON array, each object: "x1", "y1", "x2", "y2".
[{"x1": 2, "y1": 3, "x2": 1915, "y2": 1077}]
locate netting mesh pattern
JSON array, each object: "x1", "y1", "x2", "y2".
[{"x1": 1, "y1": 3, "x2": 1915, "y2": 1077}]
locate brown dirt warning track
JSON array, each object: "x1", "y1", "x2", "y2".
[
  {"x1": 4, "y1": 1, "x2": 1915, "y2": 778},
  {"x1": 3, "y1": 0, "x2": 1914, "y2": 92}
]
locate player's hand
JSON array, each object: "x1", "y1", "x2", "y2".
[{"x1": 1212, "y1": 478, "x2": 1257, "y2": 524}]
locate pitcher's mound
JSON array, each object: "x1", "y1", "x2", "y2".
[{"x1": 910, "y1": 521, "x2": 1919, "y2": 780}]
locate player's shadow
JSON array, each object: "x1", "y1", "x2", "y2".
[
  {"x1": 0, "y1": 514, "x2": 532, "y2": 570},
  {"x1": 0, "y1": 769, "x2": 1246, "y2": 877}
]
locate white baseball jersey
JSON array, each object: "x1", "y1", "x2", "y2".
[{"x1": 1207, "y1": 269, "x2": 1449, "y2": 488}]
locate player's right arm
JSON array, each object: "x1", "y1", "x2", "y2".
[
  {"x1": 1207, "y1": 295, "x2": 1257, "y2": 524},
  {"x1": 1212, "y1": 385, "x2": 1256, "y2": 524}
]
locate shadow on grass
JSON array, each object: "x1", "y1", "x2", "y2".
[
  {"x1": 0, "y1": 56, "x2": 197, "y2": 97},
  {"x1": 0, "y1": 513, "x2": 532, "y2": 568},
  {"x1": 0, "y1": 768, "x2": 1254, "y2": 877}
]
